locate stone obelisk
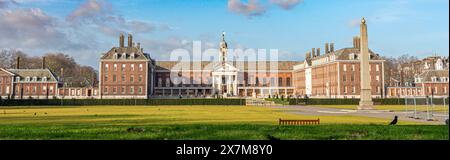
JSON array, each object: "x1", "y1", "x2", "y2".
[{"x1": 358, "y1": 17, "x2": 374, "y2": 110}]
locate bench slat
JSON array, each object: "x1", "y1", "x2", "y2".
[{"x1": 279, "y1": 119, "x2": 320, "y2": 126}]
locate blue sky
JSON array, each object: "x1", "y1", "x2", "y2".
[{"x1": 0, "y1": 0, "x2": 448, "y2": 68}]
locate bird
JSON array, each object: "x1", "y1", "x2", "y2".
[
  {"x1": 389, "y1": 116, "x2": 398, "y2": 125},
  {"x1": 266, "y1": 134, "x2": 281, "y2": 141}
]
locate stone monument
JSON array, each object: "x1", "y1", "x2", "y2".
[{"x1": 358, "y1": 17, "x2": 374, "y2": 110}]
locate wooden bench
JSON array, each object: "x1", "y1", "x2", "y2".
[{"x1": 279, "y1": 118, "x2": 320, "y2": 126}]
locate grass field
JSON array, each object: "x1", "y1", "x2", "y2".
[{"x1": 0, "y1": 105, "x2": 448, "y2": 140}]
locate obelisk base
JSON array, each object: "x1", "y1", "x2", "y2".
[
  {"x1": 358, "y1": 101, "x2": 374, "y2": 110},
  {"x1": 358, "y1": 89, "x2": 374, "y2": 110}
]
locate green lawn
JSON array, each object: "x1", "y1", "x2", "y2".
[{"x1": 0, "y1": 105, "x2": 447, "y2": 140}]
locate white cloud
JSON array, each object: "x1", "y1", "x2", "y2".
[
  {"x1": 270, "y1": 0, "x2": 303, "y2": 10},
  {"x1": 0, "y1": 8, "x2": 82, "y2": 50},
  {"x1": 228, "y1": 0, "x2": 266, "y2": 17}
]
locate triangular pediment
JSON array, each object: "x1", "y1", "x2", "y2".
[{"x1": 213, "y1": 62, "x2": 239, "y2": 72}]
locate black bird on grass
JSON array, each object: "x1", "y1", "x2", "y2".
[
  {"x1": 389, "y1": 116, "x2": 398, "y2": 125},
  {"x1": 266, "y1": 134, "x2": 281, "y2": 141}
]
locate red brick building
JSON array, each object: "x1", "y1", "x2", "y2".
[
  {"x1": 153, "y1": 61, "x2": 298, "y2": 98},
  {"x1": 387, "y1": 69, "x2": 449, "y2": 98},
  {"x1": 293, "y1": 37, "x2": 385, "y2": 98},
  {"x1": 99, "y1": 34, "x2": 155, "y2": 99},
  {"x1": 0, "y1": 68, "x2": 59, "y2": 99}
]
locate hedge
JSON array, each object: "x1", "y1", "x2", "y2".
[
  {"x1": 289, "y1": 98, "x2": 449, "y2": 105},
  {"x1": 0, "y1": 98, "x2": 246, "y2": 106}
]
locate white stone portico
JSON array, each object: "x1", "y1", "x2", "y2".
[
  {"x1": 212, "y1": 62, "x2": 239, "y2": 97},
  {"x1": 212, "y1": 32, "x2": 239, "y2": 97}
]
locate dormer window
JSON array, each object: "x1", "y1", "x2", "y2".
[
  {"x1": 431, "y1": 76, "x2": 437, "y2": 82},
  {"x1": 130, "y1": 53, "x2": 135, "y2": 59},
  {"x1": 16, "y1": 77, "x2": 20, "y2": 82},
  {"x1": 42, "y1": 77, "x2": 47, "y2": 82},
  {"x1": 25, "y1": 77, "x2": 30, "y2": 82},
  {"x1": 32, "y1": 76, "x2": 37, "y2": 82},
  {"x1": 122, "y1": 53, "x2": 127, "y2": 59},
  {"x1": 113, "y1": 53, "x2": 119, "y2": 59}
]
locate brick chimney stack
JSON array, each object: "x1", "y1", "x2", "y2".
[
  {"x1": 16, "y1": 57, "x2": 20, "y2": 69},
  {"x1": 325, "y1": 43, "x2": 329, "y2": 54},
  {"x1": 312, "y1": 48, "x2": 316, "y2": 57},
  {"x1": 317, "y1": 48, "x2": 321, "y2": 56},
  {"x1": 353, "y1": 36, "x2": 361, "y2": 49},
  {"x1": 119, "y1": 33, "x2": 125, "y2": 48},
  {"x1": 42, "y1": 57, "x2": 46, "y2": 69},
  {"x1": 137, "y1": 42, "x2": 141, "y2": 49},
  {"x1": 330, "y1": 43, "x2": 334, "y2": 53},
  {"x1": 128, "y1": 34, "x2": 133, "y2": 48}
]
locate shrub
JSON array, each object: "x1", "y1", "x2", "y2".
[{"x1": 0, "y1": 98, "x2": 247, "y2": 106}]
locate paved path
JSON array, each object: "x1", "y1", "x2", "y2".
[{"x1": 272, "y1": 105, "x2": 448, "y2": 125}]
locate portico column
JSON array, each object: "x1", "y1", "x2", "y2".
[
  {"x1": 245, "y1": 88, "x2": 248, "y2": 97},
  {"x1": 212, "y1": 75, "x2": 216, "y2": 89},
  {"x1": 218, "y1": 76, "x2": 222, "y2": 94}
]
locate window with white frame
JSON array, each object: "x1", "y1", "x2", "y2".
[
  {"x1": 139, "y1": 64, "x2": 143, "y2": 71},
  {"x1": 105, "y1": 64, "x2": 109, "y2": 72},
  {"x1": 122, "y1": 64, "x2": 126, "y2": 71},
  {"x1": 131, "y1": 64, "x2": 135, "y2": 71},
  {"x1": 114, "y1": 64, "x2": 117, "y2": 71},
  {"x1": 376, "y1": 64, "x2": 379, "y2": 71},
  {"x1": 42, "y1": 77, "x2": 47, "y2": 82},
  {"x1": 343, "y1": 65, "x2": 347, "y2": 71}
]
